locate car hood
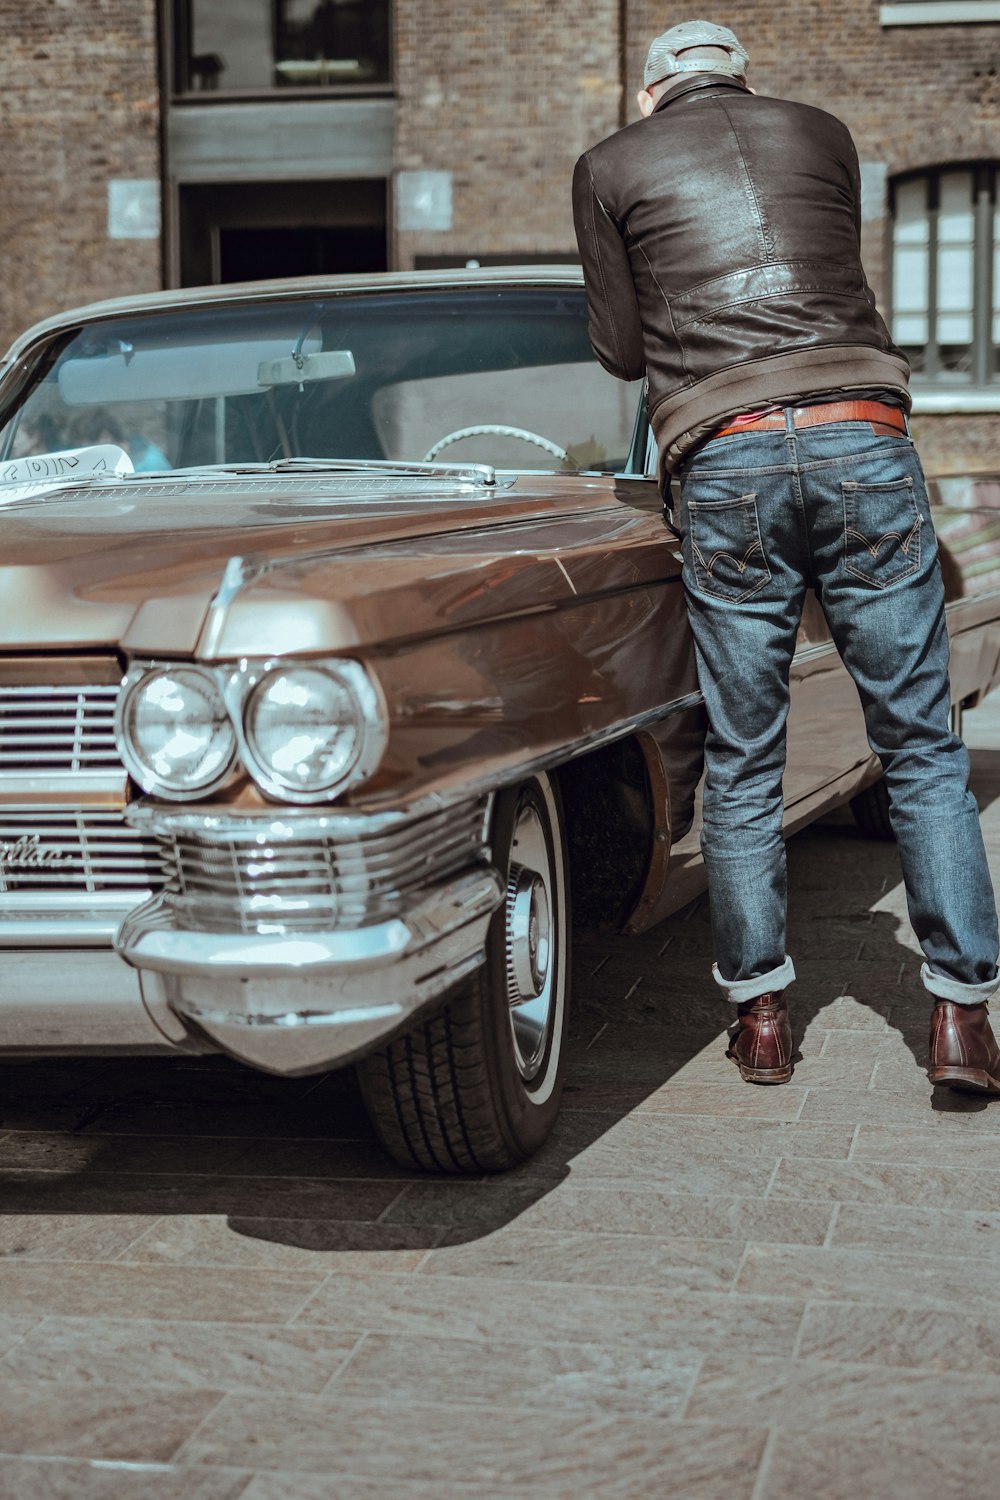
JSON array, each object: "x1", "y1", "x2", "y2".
[{"x1": 0, "y1": 471, "x2": 675, "y2": 657}]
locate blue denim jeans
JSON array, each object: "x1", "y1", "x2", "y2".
[{"x1": 676, "y1": 416, "x2": 999, "y2": 1007}]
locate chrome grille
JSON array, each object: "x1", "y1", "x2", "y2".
[
  {"x1": 0, "y1": 810, "x2": 161, "y2": 895},
  {"x1": 157, "y1": 799, "x2": 490, "y2": 932},
  {"x1": 0, "y1": 684, "x2": 121, "y2": 773}
]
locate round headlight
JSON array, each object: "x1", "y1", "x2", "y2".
[
  {"x1": 119, "y1": 667, "x2": 236, "y2": 797},
  {"x1": 242, "y1": 664, "x2": 378, "y2": 798}
]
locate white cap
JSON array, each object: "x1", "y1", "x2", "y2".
[{"x1": 643, "y1": 19, "x2": 750, "y2": 87}]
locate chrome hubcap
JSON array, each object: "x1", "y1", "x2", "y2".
[{"x1": 504, "y1": 801, "x2": 556, "y2": 1082}]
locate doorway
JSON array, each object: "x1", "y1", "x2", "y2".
[{"x1": 177, "y1": 178, "x2": 388, "y2": 286}]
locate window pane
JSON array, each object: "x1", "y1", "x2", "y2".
[
  {"x1": 937, "y1": 171, "x2": 974, "y2": 241},
  {"x1": 183, "y1": 0, "x2": 390, "y2": 90},
  {"x1": 189, "y1": 0, "x2": 271, "y2": 90},
  {"x1": 893, "y1": 314, "x2": 929, "y2": 345},
  {"x1": 894, "y1": 179, "x2": 929, "y2": 243},
  {"x1": 893, "y1": 245, "x2": 929, "y2": 312},
  {"x1": 937, "y1": 245, "x2": 974, "y2": 313},
  {"x1": 936, "y1": 313, "x2": 973, "y2": 344},
  {"x1": 937, "y1": 344, "x2": 973, "y2": 377},
  {"x1": 276, "y1": 1, "x2": 390, "y2": 85}
]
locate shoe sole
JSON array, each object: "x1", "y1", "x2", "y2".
[
  {"x1": 928, "y1": 1065, "x2": 1000, "y2": 1095},
  {"x1": 729, "y1": 1054, "x2": 793, "y2": 1085}
]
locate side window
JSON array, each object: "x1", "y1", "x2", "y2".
[{"x1": 889, "y1": 165, "x2": 999, "y2": 388}]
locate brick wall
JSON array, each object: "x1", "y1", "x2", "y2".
[
  {"x1": 394, "y1": 0, "x2": 623, "y2": 266},
  {"x1": 0, "y1": 0, "x2": 160, "y2": 351}
]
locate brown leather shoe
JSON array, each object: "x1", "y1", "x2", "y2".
[
  {"x1": 928, "y1": 1000, "x2": 1000, "y2": 1094},
  {"x1": 727, "y1": 991, "x2": 793, "y2": 1084}
]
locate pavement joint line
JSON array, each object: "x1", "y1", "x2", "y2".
[
  {"x1": 373, "y1": 1184, "x2": 414, "y2": 1224},
  {"x1": 821, "y1": 1201, "x2": 842, "y2": 1250},
  {"x1": 110, "y1": 1219, "x2": 167, "y2": 1264},
  {"x1": 318, "y1": 1328, "x2": 369, "y2": 1396},
  {"x1": 762, "y1": 1157, "x2": 784, "y2": 1198},
  {"x1": 281, "y1": 1267, "x2": 340, "y2": 1332},
  {"x1": 672, "y1": 1351, "x2": 706, "y2": 1425},
  {"x1": 158, "y1": 1387, "x2": 230, "y2": 1469},
  {"x1": 730, "y1": 1240, "x2": 755, "y2": 1291},
  {"x1": 749, "y1": 1424, "x2": 781, "y2": 1500}
]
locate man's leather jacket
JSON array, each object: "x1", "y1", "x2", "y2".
[{"x1": 572, "y1": 75, "x2": 909, "y2": 479}]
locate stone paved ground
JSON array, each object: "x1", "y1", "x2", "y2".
[{"x1": 2, "y1": 700, "x2": 1000, "y2": 1499}]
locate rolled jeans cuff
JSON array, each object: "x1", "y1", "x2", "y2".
[
  {"x1": 712, "y1": 955, "x2": 796, "y2": 1005},
  {"x1": 920, "y1": 962, "x2": 1000, "y2": 1006}
]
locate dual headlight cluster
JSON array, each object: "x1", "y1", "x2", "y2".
[{"x1": 115, "y1": 659, "x2": 386, "y2": 803}]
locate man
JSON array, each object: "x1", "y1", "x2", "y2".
[{"x1": 573, "y1": 18, "x2": 1000, "y2": 1092}]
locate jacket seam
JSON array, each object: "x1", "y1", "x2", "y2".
[
  {"x1": 719, "y1": 97, "x2": 771, "y2": 263},
  {"x1": 586, "y1": 156, "x2": 630, "y2": 377},
  {"x1": 674, "y1": 286, "x2": 872, "y2": 332},
  {"x1": 674, "y1": 258, "x2": 864, "y2": 301}
]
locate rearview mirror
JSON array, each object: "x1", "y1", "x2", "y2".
[{"x1": 256, "y1": 350, "x2": 356, "y2": 387}]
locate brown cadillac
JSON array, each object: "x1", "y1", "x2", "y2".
[{"x1": 1, "y1": 267, "x2": 998, "y2": 1172}]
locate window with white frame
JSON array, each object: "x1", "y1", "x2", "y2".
[{"x1": 890, "y1": 166, "x2": 999, "y2": 384}]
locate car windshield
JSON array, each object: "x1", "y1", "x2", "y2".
[{"x1": 0, "y1": 286, "x2": 642, "y2": 479}]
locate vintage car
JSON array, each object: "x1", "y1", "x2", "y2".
[{"x1": 0, "y1": 268, "x2": 997, "y2": 1173}]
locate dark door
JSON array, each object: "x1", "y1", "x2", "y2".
[{"x1": 178, "y1": 179, "x2": 387, "y2": 286}]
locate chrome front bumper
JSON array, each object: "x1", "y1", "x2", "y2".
[
  {"x1": 112, "y1": 797, "x2": 504, "y2": 1075},
  {"x1": 118, "y1": 866, "x2": 503, "y2": 1074}
]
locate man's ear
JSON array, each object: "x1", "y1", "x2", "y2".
[{"x1": 637, "y1": 87, "x2": 657, "y2": 117}]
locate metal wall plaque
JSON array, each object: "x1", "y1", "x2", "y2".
[
  {"x1": 396, "y1": 171, "x2": 453, "y2": 232},
  {"x1": 107, "y1": 180, "x2": 161, "y2": 240}
]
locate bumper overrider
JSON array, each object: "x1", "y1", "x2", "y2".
[{"x1": 115, "y1": 796, "x2": 504, "y2": 1075}]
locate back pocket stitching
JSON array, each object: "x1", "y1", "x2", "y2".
[
  {"x1": 689, "y1": 492, "x2": 771, "y2": 601},
  {"x1": 842, "y1": 477, "x2": 921, "y2": 590}
]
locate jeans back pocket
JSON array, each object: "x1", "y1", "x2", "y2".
[
  {"x1": 687, "y1": 492, "x2": 771, "y2": 603},
  {"x1": 842, "y1": 477, "x2": 921, "y2": 589}
]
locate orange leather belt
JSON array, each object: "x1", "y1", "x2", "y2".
[{"x1": 713, "y1": 400, "x2": 906, "y2": 440}]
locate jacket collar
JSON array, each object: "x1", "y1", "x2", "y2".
[{"x1": 652, "y1": 74, "x2": 750, "y2": 112}]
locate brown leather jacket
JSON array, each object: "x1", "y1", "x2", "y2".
[{"x1": 572, "y1": 74, "x2": 909, "y2": 480}]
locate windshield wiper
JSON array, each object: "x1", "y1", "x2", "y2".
[{"x1": 189, "y1": 457, "x2": 498, "y2": 487}]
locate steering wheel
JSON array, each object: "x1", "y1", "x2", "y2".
[{"x1": 423, "y1": 424, "x2": 568, "y2": 463}]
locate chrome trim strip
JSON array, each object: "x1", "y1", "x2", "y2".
[
  {"x1": 125, "y1": 795, "x2": 494, "y2": 844},
  {"x1": 198, "y1": 555, "x2": 267, "y2": 660},
  {"x1": 0, "y1": 907, "x2": 145, "y2": 946},
  {"x1": 116, "y1": 865, "x2": 503, "y2": 978}
]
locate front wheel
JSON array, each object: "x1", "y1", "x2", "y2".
[{"x1": 357, "y1": 772, "x2": 570, "y2": 1173}]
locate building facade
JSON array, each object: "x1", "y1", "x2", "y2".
[{"x1": 0, "y1": 0, "x2": 997, "y2": 472}]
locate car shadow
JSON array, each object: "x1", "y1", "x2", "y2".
[{"x1": 1, "y1": 750, "x2": 999, "y2": 1255}]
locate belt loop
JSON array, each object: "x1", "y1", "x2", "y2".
[{"x1": 783, "y1": 406, "x2": 795, "y2": 436}]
